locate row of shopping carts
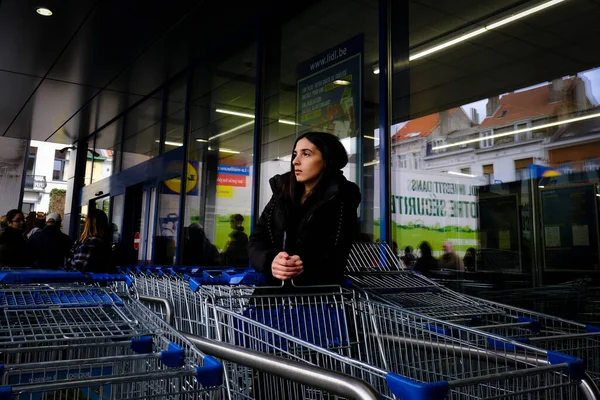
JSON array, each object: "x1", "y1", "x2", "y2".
[
  {"x1": 3, "y1": 240, "x2": 599, "y2": 399},
  {"x1": 119, "y1": 249, "x2": 600, "y2": 400},
  {"x1": 0, "y1": 270, "x2": 382, "y2": 400},
  {"x1": 346, "y1": 242, "x2": 600, "y2": 387}
]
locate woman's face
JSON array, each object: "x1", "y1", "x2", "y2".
[
  {"x1": 292, "y1": 138, "x2": 325, "y2": 187},
  {"x1": 8, "y1": 213, "x2": 24, "y2": 231}
]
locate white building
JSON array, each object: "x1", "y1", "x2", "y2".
[
  {"x1": 22, "y1": 140, "x2": 113, "y2": 213},
  {"x1": 391, "y1": 77, "x2": 594, "y2": 184}
]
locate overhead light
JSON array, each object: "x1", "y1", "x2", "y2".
[
  {"x1": 209, "y1": 121, "x2": 255, "y2": 141},
  {"x1": 433, "y1": 110, "x2": 600, "y2": 151},
  {"x1": 216, "y1": 108, "x2": 303, "y2": 127},
  {"x1": 36, "y1": 7, "x2": 53, "y2": 16},
  {"x1": 372, "y1": 65, "x2": 380, "y2": 75},
  {"x1": 364, "y1": 135, "x2": 379, "y2": 140},
  {"x1": 333, "y1": 80, "x2": 351, "y2": 86},
  {"x1": 208, "y1": 147, "x2": 240, "y2": 154},
  {"x1": 216, "y1": 108, "x2": 255, "y2": 118},
  {"x1": 364, "y1": 160, "x2": 379, "y2": 167},
  {"x1": 410, "y1": 0, "x2": 565, "y2": 61},
  {"x1": 220, "y1": 148, "x2": 240, "y2": 154},
  {"x1": 539, "y1": 186, "x2": 545, "y2": 189},
  {"x1": 596, "y1": 194, "x2": 600, "y2": 197},
  {"x1": 155, "y1": 140, "x2": 183, "y2": 147},
  {"x1": 448, "y1": 171, "x2": 476, "y2": 178},
  {"x1": 196, "y1": 139, "x2": 209, "y2": 143}
]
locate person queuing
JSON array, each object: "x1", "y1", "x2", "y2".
[
  {"x1": 248, "y1": 132, "x2": 361, "y2": 289},
  {"x1": 0, "y1": 209, "x2": 28, "y2": 268},
  {"x1": 68, "y1": 209, "x2": 116, "y2": 273},
  {"x1": 439, "y1": 240, "x2": 464, "y2": 271},
  {"x1": 28, "y1": 213, "x2": 73, "y2": 269},
  {"x1": 224, "y1": 214, "x2": 249, "y2": 268},
  {"x1": 413, "y1": 241, "x2": 438, "y2": 274}
]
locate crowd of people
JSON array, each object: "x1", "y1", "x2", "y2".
[
  {"x1": 394, "y1": 240, "x2": 477, "y2": 273},
  {"x1": 0, "y1": 208, "x2": 117, "y2": 273}
]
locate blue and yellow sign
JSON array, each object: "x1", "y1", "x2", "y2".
[{"x1": 163, "y1": 161, "x2": 199, "y2": 195}]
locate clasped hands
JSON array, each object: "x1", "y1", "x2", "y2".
[{"x1": 271, "y1": 252, "x2": 303, "y2": 280}]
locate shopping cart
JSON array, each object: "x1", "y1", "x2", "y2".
[
  {"x1": 180, "y1": 270, "x2": 591, "y2": 400},
  {"x1": 121, "y1": 266, "x2": 385, "y2": 400},
  {"x1": 346, "y1": 242, "x2": 600, "y2": 388},
  {"x1": 0, "y1": 270, "x2": 223, "y2": 400}
]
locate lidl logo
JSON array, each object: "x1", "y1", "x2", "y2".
[{"x1": 163, "y1": 162, "x2": 199, "y2": 194}]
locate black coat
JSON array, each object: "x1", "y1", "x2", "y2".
[
  {"x1": 0, "y1": 227, "x2": 28, "y2": 268},
  {"x1": 27, "y1": 225, "x2": 73, "y2": 269},
  {"x1": 248, "y1": 171, "x2": 361, "y2": 287}
]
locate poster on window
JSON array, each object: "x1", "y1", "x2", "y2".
[{"x1": 296, "y1": 35, "x2": 363, "y2": 139}]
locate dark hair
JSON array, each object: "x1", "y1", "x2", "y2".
[
  {"x1": 35, "y1": 217, "x2": 46, "y2": 229},
  {"x1": 404, "y1": 246, "x2": 413, "y2": 254},
  {"x1": 6, "y1": 209, "x2": 23, "y2": 223},
  {"x1": 465, "y1": 247, "x2": 476, "y2": 256},
  {"x1": 283, "y1": 131, "x2": 348, "y2": 203},
  {"x1": 418, "y1": 241, "x2": 433, "y2": 258}
]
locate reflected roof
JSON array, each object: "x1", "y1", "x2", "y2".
[{"x1": 480, "y1": 81, "x2": 574, "y2": 128}]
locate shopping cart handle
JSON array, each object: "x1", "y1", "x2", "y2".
[
  {"x1": 187, "y1": 270, "x2": 267, "y2": 291},
  {"x1": 0, "y1": 270, "x2": 133, "y2": 286}
]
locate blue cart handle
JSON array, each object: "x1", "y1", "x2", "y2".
[{"x1": 0, "y1": 270, "x2": 133, "y2": 286}]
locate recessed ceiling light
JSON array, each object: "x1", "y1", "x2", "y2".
[
  {"x1": 333, "y1": 80, "x2": 351, "y2": 86},
  {"x1": 36, "y1": 7, "x2": 53, "y2": 16}
]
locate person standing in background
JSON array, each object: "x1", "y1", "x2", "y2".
[
  {"x1": 414, "y1": 241, "x2": 438, "y2": 274},
  {"x1": 26, "y1": 212, "x2": 46, "y2": 239},
  {"x1": 28, "y1": 213, "x2": 73, "y2": 269},
  {"x1": 224, "y1": 214, "x2": 249, "y2": 268},
  {"x1": 68, "y1": 209, "x2": 115, "y2": 273},
  {"x1": 0, "y1": 209, "x2": 28, "y2": 268},
  {"x1": 400, "y1": 246, "x2": 416, "y2": 269},
  {"x1": 439, "y1": 241, "x2": 464, "y2": 271},
  {"x1": 463, "y1": 247, "x2": 477, "y2": 271}
]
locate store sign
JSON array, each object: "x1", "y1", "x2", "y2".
[
  {"x1": 163, "y1": 162, "x2": 199, "y2": 194},
  {"x1": 296, "y1": 35, "x2": 363, "y2": 138},
  {"x1": 217, "y1": 165, "x2": 249, "y2": 176},
  {"x1": 217, "y1": 174, "x2": 246, "y2": 187}
]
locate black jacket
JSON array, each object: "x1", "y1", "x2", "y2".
[
  {"x1": 224, "y1": 229, "x2": 249, "y2": 268},
  {"x1": 27, "y1": 225, "x2": 73, "y2": 269},
  {"x1": 0, "y1": 227, "x2": 28, "y2": 268},
  {"x1": 248, "y1": 171, "x2": 361, "y2": 287}
]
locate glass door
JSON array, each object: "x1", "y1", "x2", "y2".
[{"x1": 138, "y1": 186, "x2": 157, "y2": 265}]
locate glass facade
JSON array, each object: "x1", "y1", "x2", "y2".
[{"x1": 75, "y1": 0, "x2": 600, "y2": 324}]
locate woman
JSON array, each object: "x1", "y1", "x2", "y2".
[
  {"x1": 0, "y1": 209, "x2": 28, "y2": 268},
  {"x1": 413, "y1": 241, "x2": 438, "y2": 275},
  {"x1": 248, "y1": 131, "x2": 361, "y2": 288},
  {"x1": 69, "y1": 209, "x2": 115, "y2": 273}
]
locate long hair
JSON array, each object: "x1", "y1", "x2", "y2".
[
  {"x1": 418, "y1": 241, "x2": 433, "y2": 258},
  {"x1": 282, "y1": 131, "x2": 347, "y2": 203},
  {"x1": 80, "y1": 208, "x2": 109, "y2": 242}
]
